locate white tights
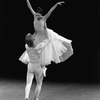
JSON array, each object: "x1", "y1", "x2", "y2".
[
  {"x1": 34, "y1": 82, "x2": 42, "y2": 100},
  {"x1": 25, "y1": 63, "x2": 44, "y2": 100}
]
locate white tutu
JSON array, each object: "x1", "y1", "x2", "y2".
[
  {"x1": 39, "y1": 28, "x2": 73, "y2": 66},
  {"x1": 19, "y1": 50, "x2": 29, "y2": 64},
  {"x1": 19, "y1": 28, "x2": 73, "y2": 65},
  {"x1": 19, "y1": 47, "x2": 41, "y2": 64}
]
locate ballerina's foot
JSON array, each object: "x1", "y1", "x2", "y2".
[{"x1": 43, "y1": 67, "x2": 47, "y2": 77}]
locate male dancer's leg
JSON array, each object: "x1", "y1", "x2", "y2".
[
  {"x1": 34, "y1": 69, "x2": 43, "y2": 100},
  {"x1": 25, "y1": 63, "x2": 34, "y2": 100}
]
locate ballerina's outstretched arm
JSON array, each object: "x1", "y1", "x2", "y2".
[
  {"x1": 26, "y1": 0, "x2": 36, "y2": 17},
  {"x1": 44, "y1": 1, "x2": 65, "y2": 21}
]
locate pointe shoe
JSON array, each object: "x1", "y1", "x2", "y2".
[{"x1": 43, "y1": 67, "x2": 47, "y2": 77}]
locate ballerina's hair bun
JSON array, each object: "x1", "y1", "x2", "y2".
[{"x1": 36, "y1": 7, "x2": 43, "y2": 15}]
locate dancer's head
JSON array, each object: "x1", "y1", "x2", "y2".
[
  {"x1": 36, "y1": 7, "x2": 43, "y2": 20},
  {"x1": 25, "y1": 33, "x2": 34, "y2": 47}
]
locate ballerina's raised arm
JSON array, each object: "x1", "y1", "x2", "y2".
[
  {"x1": 26, "y1": 0, "x2": 36, "y2": 17},
  {"x1": 44, "y1": 1, "x2": 65, "y2": 21}
]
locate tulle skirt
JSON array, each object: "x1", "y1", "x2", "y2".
[
  {"x1": 19, "y1": 50, "x2": 29, "y2": 64},
  {"x1": 19, "y1": 28, "x2": 73, "y2": 65},
  {"x1": 39, "y1": 28, "x2": 73, "y2": 66}
]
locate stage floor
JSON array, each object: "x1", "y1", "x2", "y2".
[{"x1": 0, "y1": 80, "x2": 100, "y2": 100}]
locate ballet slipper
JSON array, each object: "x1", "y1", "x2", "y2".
[{"x1": 42, "y1": 67, "x2": 47, "y2": 77}]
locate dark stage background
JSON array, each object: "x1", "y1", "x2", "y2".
[{"x1": 0, "y1": 0, "x2": 100, "y2": 84}]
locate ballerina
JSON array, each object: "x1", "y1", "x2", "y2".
[{"x1": 19, "y1": 0, "x2": 73, "y2": 100}]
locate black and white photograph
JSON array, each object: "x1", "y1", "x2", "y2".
[{"x1": 0, "y1": 0, "x2": 100, "y2": 100}]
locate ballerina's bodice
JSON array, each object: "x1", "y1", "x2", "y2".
[
  {"x1": 33, "y1": 18, "x2": 48, "y2": 46},
  {"x1": 34, "y1": 18, "x2": 45, "y2": 32}
]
